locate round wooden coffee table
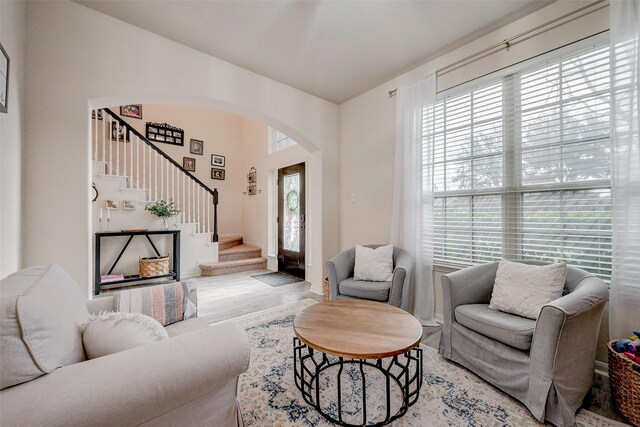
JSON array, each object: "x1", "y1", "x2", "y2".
[{"x1": 293, "y1": 300, "x2": 423, "y2": 426}]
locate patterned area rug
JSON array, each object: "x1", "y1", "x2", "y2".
[{"x1": 230, "y1": 299, "x2": 624, "y2": 427}]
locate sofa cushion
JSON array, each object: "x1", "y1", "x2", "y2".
[
  {"x1": 354, "y1": 245, "x2": 394, "y2": 282},
  {"x1": 1, "y1": 265, "x2": 89, "y2": 390},
  {"x1": 82, "y1": 312, "x2": 169, "y2": 359},
  {"x1": 339, "y1": 278, "x2": 391, "y2": 302},
  {"x1": 489, "y1": 259, "x2": 566, "y2": 319},
  {"x1": 165, "y1": 318, "x2": 209, "y2": 337},
  {"x1": 455, "y1": 304, "x2": 535, "y2": 351}
]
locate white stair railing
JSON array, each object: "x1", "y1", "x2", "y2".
[{"x1": 91, "y1": 108, "x2": 218, "y2": 239}]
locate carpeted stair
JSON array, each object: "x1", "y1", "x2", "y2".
[{"x1": 199, "y1": 235, "x2": 267, "y2": 276}]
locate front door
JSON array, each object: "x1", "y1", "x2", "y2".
[{"x1": 278, "y1": 162, "x2": 305, "y2": 279}]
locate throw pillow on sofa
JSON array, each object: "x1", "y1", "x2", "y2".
[
  {"x1": 82, "y1": 312, "x2": 169, "y2": 359},
  {"x1": 354, "y1": 245, "x2": 394, "y2": 282},
  {"x1": 0, "y1": 265, "x2": 90, "y2": 390},
  {"x1": 489, "y1": 259, "x2": 567, "y2": 319}
]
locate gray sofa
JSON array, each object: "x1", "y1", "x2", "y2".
[
  {"x1": 0, "y1": 265, "x2": 249, "y2": 427},
  {"x1": 326, "y1": 245, "x2": 412, "y2": 307},
  {"x1": 439, "y1": 261, "x2": 608, "y2": 427}
]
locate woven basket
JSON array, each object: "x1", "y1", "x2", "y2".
[
  {"x1": 139, "y1": 255, "x2": 170, "y2": 278},
  {"x1": 607, "y1": 340, "x2": 640, "y2": 426},
  {"x1": 323, "y1": 277, "x2": 330, "y2": 301}
]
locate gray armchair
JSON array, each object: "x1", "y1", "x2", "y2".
[
  {"x1": 439, "y1": 261, "x2": 608, "y2": 427},
  {"x1": 326, "y1": 245, "x2": 412, "y2": 307}
]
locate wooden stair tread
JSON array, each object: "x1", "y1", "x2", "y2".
[
  {"x1": 218, "y1": 234, "x2": 243, "y2": 244},
  {"x1": 219, "y1": 244, "x2": 260, "y2": 254},
  {"x1": 200, "y1": 257, "x2": 267, "y2": 269}
]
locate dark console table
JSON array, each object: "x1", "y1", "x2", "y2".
[{"x1": 94, "y1": 230, "x2": 180, "y2": 295}]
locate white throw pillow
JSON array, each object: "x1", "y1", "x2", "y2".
[
  {"x1": 353, "y1": 245, "x2": 394, "y2": 282},
  {"x1": 82, "y1": 312, "x2": 169, "y2": 359},
  {"x1": 489, "y1": 259, "x2": 567, "y2": 320}
]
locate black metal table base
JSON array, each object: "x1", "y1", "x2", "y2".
[{"x1": 293, "y1": 337, "x2": 423, "y2": 426}]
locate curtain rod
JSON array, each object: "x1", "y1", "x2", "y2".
[{"x1": 388, "y1": 0, "x2": 608, "y2": 98}]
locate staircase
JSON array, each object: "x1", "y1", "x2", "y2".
[
  {"x1": 200, "y1": 235, "x2": 267, "y2": 276},
  {"x1": 92, "y1": 108, "x2": 222, "y2": 277}
]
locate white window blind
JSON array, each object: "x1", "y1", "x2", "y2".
[{"x1": 432, "y1": 36, "x2": 612, "y2": 279}]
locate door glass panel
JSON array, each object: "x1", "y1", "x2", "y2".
[{"x1": 283, "y1": 173, "x2": 300, "y2": 252}]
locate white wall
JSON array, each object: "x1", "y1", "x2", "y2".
[
  {"x1": 338, "y1": 0, "x2": 609, "y2": 361},
  {"x1": 23, "y1": 1, "x2": 339, "y2": 295},
  {"x1": 0, "y1": 1, "x2": 26, "y2": 279},
  {"x1": 116, "y1": 104, "x2": 247, "y2": 235}
]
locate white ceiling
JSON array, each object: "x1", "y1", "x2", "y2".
[{"x1": 77, "y1": 0, "x2": 554, "y2": 104}]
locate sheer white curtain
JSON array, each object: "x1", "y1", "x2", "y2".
[
  {"x1": 391, "y1": 75, "x2": 438, "y2": 325},
  {"x1": 610, "y1": 0, "x2": 640, "y2": 339}
]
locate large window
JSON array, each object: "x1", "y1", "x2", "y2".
[{"x1": 432, "y1": 36, "x2": 612, "y2": 279}]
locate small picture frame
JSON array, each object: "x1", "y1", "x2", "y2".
[
  {"x1": 190, "y1": 139, "x2": 204, "y2": 156},
  {"x1": 0, "y1": 42, "x2": 8, "y2": 114},
  {"x1": 111, "y1": 121, "x2": 129, "y2": 142},
  {"x1": 105, "y1": 199, "x2": 119, "y2": 210},
  {"x1": 183, "y1": 157, "x2": 196, "y2": 172},
  {"x1": 211, "y1": 168, "x2": 225, "y2": 180},
  {"x1": 211, "y1": 154, "x2": 225, "y2": 167},
  {"x1": 92, "y1": 109, "x2": 103, "y2": 120},
  {"x1": 120, "y1": 104, "x2": 143, "y2": 119},
  {"x1": 247, "y1": 185, "x2": 257, "y2": 195},
  {"x1": 248, "y1": 170, "x2": 256, "y2": 183},
  {"x1": 122, "y1": 200, "x2": 136, "y2": 211}
]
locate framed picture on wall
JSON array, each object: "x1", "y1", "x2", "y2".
[
  {"x1": 211, "y1": 154, "x2": 225, "y2": 167},
  {"x1": 105, "y1": 199, "x2": 119, "y2": 210},
  {"x1": 120, "y1": 104, "x2": 143, "y2": 119},
  {"x1": 111, "y1": 121, "x2": 129, "y2": 142},
  {"x1": 146, "y1": 122, "x2": 184, "y2": 146},
  {"x1": 190, "y1": 139, "x2": 204, "y2": 155},
  {"x1": 211, "y1": 168, "x2": 225, "y2": 180},
  {"x1": 91, "y1": 109, "x2": 103, "y2": 120},
  {"x1": 0, "y1": 42, "x2": 9, "y2": 114},
  {"x1": 122, "y1": 200, "x2": 136, "y2": 211},
  {"x1": 183, "y1": 157, "x2": 196, "y2": 172}
]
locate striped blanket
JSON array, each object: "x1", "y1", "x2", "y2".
[{"x1": 113, "y1": 282, "x2": 197, "y2": 326}]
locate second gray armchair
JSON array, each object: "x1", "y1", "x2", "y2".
[{"x1": 326, "y1": 245, "x2": 412, "y2": 307}]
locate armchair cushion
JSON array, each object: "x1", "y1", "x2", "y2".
[
  {"x1": 354, "y1": 245, "x2": 394, "y2": 281},
  {"x1": 339, "y1": 278, "x2": 391, "y2": 302},
  {"x1": 489, "y1": 259, "x2": 566, "y2": 319},
  {"x1": 1, "y1": 265, "x2": 89, "y2": 390},
  {"x1": 455, "y1": 304, "x2": 536, "y2": 351},
  {"x1": 82, "y1": 312, "x2": 169, "y2": 359}
]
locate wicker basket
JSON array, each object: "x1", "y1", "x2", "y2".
[
  {"x1": 607, "y1": 340, "x2": 640, "y2": 426},
  {"x1": 323, "y1": 277, "x2": 330, "y2": 301},
  {"x1": 139, "y1": 255, "x2": 170, "y2": 278}
]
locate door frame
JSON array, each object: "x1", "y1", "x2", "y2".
[{"x1": 277, "y1": 162, "x2": 305, "y2": 279}]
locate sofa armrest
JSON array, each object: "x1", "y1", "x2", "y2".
[
  {"x1": 527, "y1": 277, "x2": 609, "y2": 422},
  {"x1": 0, "y1": 322, "x2": 249, "y2": 427},
  {"x1": 388, "y1": 249, "x2": 413, "y2": 307},
  {"x1": 439, "y1": 262, "x2": 498, "y2": 359},
  {"x1": 326, "y1": 247, "x2": 356, "y2": 299}
]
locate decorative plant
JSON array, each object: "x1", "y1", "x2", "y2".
[{"x1": 145, "y1": 200, "x2": 180, "y2": 218}]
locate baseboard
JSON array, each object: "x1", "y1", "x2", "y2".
[{"x1": 594, "y1": 360, "x2": 609, "y2": 377}]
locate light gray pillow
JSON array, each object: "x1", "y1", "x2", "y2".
[
  {"x1": 0, "y1": 265, "x2": 90, "y2": 390},
  {"x1": 354, "y1": 245, "x2": 394, "y2": 282},
  {"x1": 82, "y1": 312, "x2": 169, "y2": 359},
  {"x1": 489, "y1": 259, "x2": 567, "y2": 319}
]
